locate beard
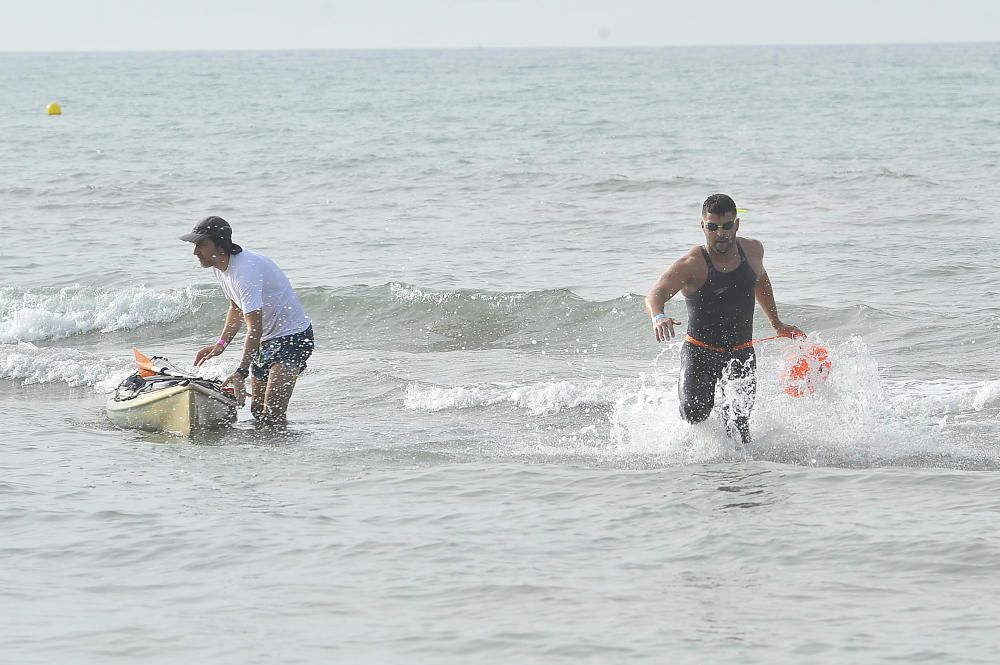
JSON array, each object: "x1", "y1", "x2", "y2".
[{"x1": 711, "y1": 237, "x2": 734, "y2": 253}]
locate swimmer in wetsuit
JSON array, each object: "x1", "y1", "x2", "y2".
[{"x1": 644, "y1": 194, "x2": 804, "y2": 446}]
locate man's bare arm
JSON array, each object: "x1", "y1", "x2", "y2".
[
  {"x1": 755, "y1": 268, "x2": 804, "y2": 339},
  {"x1": 645, "y1": 257, "x2": 693, "y2": 342},
  {"x1": 195, "y1": 301, "x2": 245, "y2": 366}
]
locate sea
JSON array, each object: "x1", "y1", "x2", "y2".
[{"x1": 2, "y1": 44, "x2": 999, "y2": 663}]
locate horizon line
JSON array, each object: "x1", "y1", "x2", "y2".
[{"x1": 1, "y1": 39, "x2": 998, "y2": 55}]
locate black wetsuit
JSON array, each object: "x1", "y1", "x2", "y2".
[{"x1": 680, "y1": 241, "x2": 758, "y2": 445}]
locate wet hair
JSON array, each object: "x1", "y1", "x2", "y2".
[
  {"x1": 211, "y1": 237, "x2": 243, "y2": 255},
  {"x1": 702, "y1": 193, "x2": 737, "y2": 218}
]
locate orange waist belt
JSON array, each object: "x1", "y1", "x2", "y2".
[{"x1": 685, "y1": 335, "x2": 755, "y2": 353}]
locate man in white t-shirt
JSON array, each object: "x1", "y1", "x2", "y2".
[{"x1": 181, "y1": 216, "x2": 314, "y2": 429}]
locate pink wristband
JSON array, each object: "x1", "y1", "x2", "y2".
[{"x1": 216, "y1": 338, "x2": 228, "y2": 348}]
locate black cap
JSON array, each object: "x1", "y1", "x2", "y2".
[{"x1": 180, "y1": 216, "x2": 242, "y2": 253}]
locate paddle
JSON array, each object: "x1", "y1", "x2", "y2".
[
  {"x1": 133, "y1": 348, "x2": 160, "y2": 378},
  {"x1": 132, "y1": 348, "x2": 190, "y2": 379},
  {"x1": 133, "y1": 347, "x2": 250, "y2": 400}
]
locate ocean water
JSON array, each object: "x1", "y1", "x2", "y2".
[{"x1": 2, "y1": 44, "x2": 1000, "y2": 663}]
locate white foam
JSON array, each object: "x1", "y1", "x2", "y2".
[
  {"x1": 388, "y1": 282, "x2": 525, "y2": 311},
  {"x1": 389, "y1": 283, "x2": 454, "y2": 305},
  {"x1": 612, "y1": 335, "x2": 999, "y2": 466},
  {"x1": 0, "y1": 342, "x2": 132, "y2": 390},
  {"x1": 404, "y1": 336, "x2": 1000, "y2": 467},
  {"x1": 888, "y1": 376, "x2": 1000, "y2": 415},
  {"x1": 404, "y1": 378, "x2": 619, "y2": 416},
  {"x1": 608, "y1": 375, "x2": 736, "y2": 463},
  {"x1": 0, "y1": 285, "x2": 198, "y2": 343},
  {"x1": 971, "y1": 381, "x2": 1000, "y2": 412},
  {"x1": 0, "y1": 342, "x2": 233, "y2": 392}
]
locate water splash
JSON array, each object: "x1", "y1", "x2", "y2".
[
  {"x1": 612, "y1": 336, "x2": 1000, "y2": 469},
  {"x1": 405, "y1": 335, "x2": 1000, "y2": 469}
]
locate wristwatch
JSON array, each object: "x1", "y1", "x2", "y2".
[{"x1": 235, "y1": 366, "x2": 249, "y2": 380}]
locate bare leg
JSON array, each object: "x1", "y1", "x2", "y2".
[
  {"x1": 250, "y1": 376, "x2": 267, "y2": 421},
  {"x1": 257, "y1": 363, "x2": 302, "y2": 429}
]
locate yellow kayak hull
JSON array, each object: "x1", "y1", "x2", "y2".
[{"x1": 107, "y1": 382, "x2": 237, "y2": 436}]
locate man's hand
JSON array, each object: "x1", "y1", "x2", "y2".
[
  {"x1": 775, "y1": 323, "x2": 806, "y2": 339},
  {"x1": 194, "y1": 344, "x2": 223, "y2": 367},
  {"x1": 653, "y1": 317, "x2": 683, "y2": 342},
  {"x1": 221, "y1": 372, "x2": 247, "y2": 407}
]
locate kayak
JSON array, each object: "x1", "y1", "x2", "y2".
[{"x1": 106, "y1": 351, "x2": 237, "y2": 436}]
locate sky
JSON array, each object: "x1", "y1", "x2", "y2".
[{"x1": 3, "y1": 0, "x2": 999, "y2": 51}]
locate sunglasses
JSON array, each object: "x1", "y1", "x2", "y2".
[{"x1": 704, "y1": 219, "x2": 737, "y2": 232}]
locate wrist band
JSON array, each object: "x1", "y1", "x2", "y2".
[
  {"x1": 652, "y1": 313, "x2": 667, "y2": 323},
  {"x1": 216, "y1": 338, "x2": 228, "y2": 348}
]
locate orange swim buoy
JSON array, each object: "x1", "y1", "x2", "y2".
[{"x1": 782, "y1": 344, "x2": 832, "y2": 397}]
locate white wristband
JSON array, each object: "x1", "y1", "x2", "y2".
[{"x1": 652, "y1": 313, "x2": 667, "y2": 323}]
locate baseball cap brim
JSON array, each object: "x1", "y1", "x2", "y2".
[{"x1": 180, "y1": 231, "x2": 211, "y2": 242}]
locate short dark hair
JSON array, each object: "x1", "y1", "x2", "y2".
[{"x1": 702, "y1": 194, "x2": 737, "y2": 218}]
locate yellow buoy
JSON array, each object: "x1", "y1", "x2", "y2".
[{"x1": 47, "y1": 103, "x2": 62, "y2": 116}]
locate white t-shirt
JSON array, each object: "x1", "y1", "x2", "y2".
[{"x1": 214, "y1": 248, "x2": 311, "y2": 341}]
